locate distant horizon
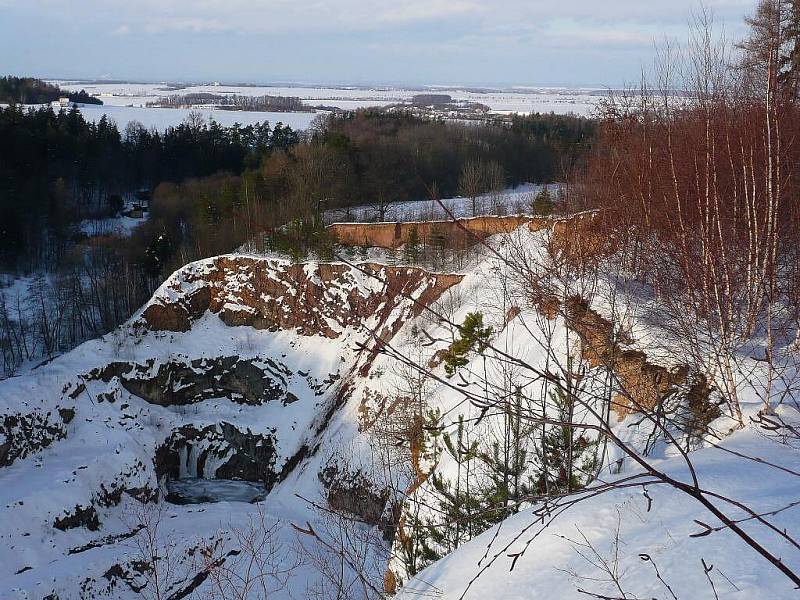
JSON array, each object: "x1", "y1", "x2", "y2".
[
  {"x1": 37, "y1": 76, "x2": 640, "y2": 93},
  {"x1": 1, "y1": 0, "x2": 752, "y2": 88}
]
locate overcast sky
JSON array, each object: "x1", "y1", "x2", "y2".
[{"x1": 0, "y1": 0, "x2": 755, "y2": 87}]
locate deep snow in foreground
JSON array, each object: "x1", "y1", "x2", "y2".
[{"x1": 399, "y1": 411, "x2": 800, "y2": 599}]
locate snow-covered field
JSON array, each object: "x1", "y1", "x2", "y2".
[
  {"x1": 54, "y1": 81, "x2": 605, "y2": 113},
  {"x1": 52, "y1": 80, "x2": 603, "y2": 131},
  {"x1": 75, "y1": 103, "x2": 319, "y2": 131}
]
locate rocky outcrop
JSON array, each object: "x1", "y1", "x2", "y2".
[
  {"x1": 544, "y1": 210, "x2": 611, "y2": 266},
  {"x1": 563, "y1": 296, "x2": 690, "y2": 417},
  {"x1": 140, "y1": 257, "x2": 463, "y2": 340},
  {"x1": 54, "y1": 505, "x2": 101, "y2": 532},
  {"x1": 156, "y1": 423, "x2": 278, "y2": 489},
  {"x1": 319, "y1": 462, "x2": 397, "y2": 541},
  {"x1": 95, "y1": 462, "x2": 158, "y2": 508},
  {"x1": 0, "y1": 410, "x2": 70, "y2": 468},
  {"x1": 327, "y1": 212, "x2": 608, "y2": 267},
  {"x1": 518, "y1": 272, "x2": 708, "y2": 419},
  {"x1": 85, "y1": 355, "x2": 295, "y2": 407}
]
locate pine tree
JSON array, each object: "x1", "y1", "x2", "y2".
[
  {"x1": 477, "y1": 387, "x2": 537, "y2": 523},
  {"x1": 423, "y1": 414, "x2": 481, "y2": 558},
  {"x1": 403, "y1": 226, "x2": 420, "y2": 263},
  {"x1": 400, "y1": 412, "x2": 482, "y2": 576},
  {"x1": 442, "y1": 312, "x2": 493, "y2": 377},
  {"x1": 534, "y1": 387, "x2": 599, "y2": 495},
  {"x1": 740, "y1": 0, "x2": 800, "y2": 98},
  {"x1": 532, "y1": 186, "x2": 555, "y2": 215}
]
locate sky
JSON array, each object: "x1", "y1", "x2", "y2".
[{"x1": 0, "y1": 0, "x2": 756, "y2": 87}]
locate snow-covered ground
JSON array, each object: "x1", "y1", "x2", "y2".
[
  {"x1": 399, "y1": 410, "x2": 800, "y2": 599},
  {"x1": 75, "y1": 103, "x2": 319, "y2": 132},
  {"x1": 1, "y1": 223, "x2": 797, "y2": 599},
  {"x1": 53, "y1": 81, "x2": 604, "y2": 117},
  {"x1": 325, "y1": 183, "x2": 555, "y2": 223},
  {"x1": 79, "y1": 214, "x2": 145, "y2": 238},
  {"x1": 0, "y1": 255, "x2": 451, "y2": 598},
  {"x1": 32, "y1": 81, "x2": 604, "y2": 131}
]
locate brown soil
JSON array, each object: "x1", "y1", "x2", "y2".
[
  {"x1": 141, "y1": 257, "x2": 463, "y2": 341},
  {"x1": 328, "y1": 215, "x2": 549, "y2": 249}
]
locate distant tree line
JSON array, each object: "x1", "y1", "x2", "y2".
[
  {"x1": 149, "y1": 93, "x2": 312, "y2": 113},
  {"x1": 0, "y1": 104, "x2": 299, "y2": 270},
  {"x1": 0, "y1": 76, "x2": 102, "y2": 105},
  {"x1": 299, "y1": 110, "x2": 594, "y2": 212},
  {"x1": 411, "y1": 94, "x2": 453, "y2": 106},
  {"x1": 0, "y1": 104, "x2": 303, "y2": 372},
  {"x1": 126, "y1": 109, "x2": 596, "y2": 280}
]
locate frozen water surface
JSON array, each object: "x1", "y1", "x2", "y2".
[{"x1": 165, "y1": 477, "x2": 267, "y2": 504}]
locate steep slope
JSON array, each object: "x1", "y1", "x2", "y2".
[
  {"x1": 380, "y1": 226, "x2": 800, "y2": 599},
  {"x1": 0, "y1": 255, "x2": 462, "y2": 599},
  {"x1": 3, "y1": 224, "x2": 798, "y2": 600},
  {"x1": 398, "y1": 414, "x2": 800, "y2": 599}
]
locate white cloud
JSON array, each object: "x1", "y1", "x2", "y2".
[
  {"x1": 5, "y1": 0, "x2": 753, "y2": 36},
  {"x1": 0, "y1": 0, "x2": 755, "y2": 84}
]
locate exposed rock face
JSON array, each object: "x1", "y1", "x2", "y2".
[
  {"x1": 0, "y1": 254, "x2": 473, "y2": 596},
  {"x1": 140, "y1": 257, "x2": 463, "y2": 339},
  {"x1": 545, "y1": 211, "x2": 610, "y2": 266},
  {"x1": 327, "y1": 212, "x2": 607, "y2": 267},
  {"x1": 156, "y1": 423, "x2": 278, "y2": 489},
  {"x1": 0, "y1": 410, "x2": 69, "y2": 468},
  {"x1": 564, "y1": 296, "x2": 690, "y2": 417},
  {"x1": 94, "y1": 461, "x2": 157, "y2": 508},
  {"x1": 54, "y1": 505, "x2": 101, "y2": 532},
  {"x1": 319, "y1": 462, "x2": 396, "y2": 540},
  {"x1": 328, "y1": 215, "x2": 544, "y2": 249},
  {"x1": 86, "y1": 355, "x2": 293, "y2": 407},
  {"x1": 520, "y1": 273, "x2": 707, "y2": 419}
]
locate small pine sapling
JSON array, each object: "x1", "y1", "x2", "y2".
[{"x1": 443, "y1": 312, "x2": 494, "y2": 377}]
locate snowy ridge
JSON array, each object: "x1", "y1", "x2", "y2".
[{"x1": 0, "y1": 255, "x2": 462, "y2": 599}]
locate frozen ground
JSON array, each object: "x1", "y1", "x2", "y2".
[
  {"x1": 325, "y1": 183, "x2": 555, "y2": 223},
  {"x1": 75, "y1": 103, "x2": 318, "y2": 132},
  {"x1": 1, "y1": 223, "x2": 797, "y2": 599},
  {"x1": 0, "y1": 255, "x2": 448, "y2": 598},
  {"x1": 399, "y1": 409, "x2": 800, "y2": 599},
  {"x1": 165, "y1": 478, "x2": 267, "y2": 504},
  {"x1": 54, "y1": 81, "x2": 604, "y2": 117}
]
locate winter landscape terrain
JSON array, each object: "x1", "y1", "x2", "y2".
[
  {"x1": 2, "y1": 215, "x2": 799, "y2": 599},
  {"x1": 2, "y1": 0, "x2": 800, "y2": 599},
  {"x1": 51, "y1": 81, "x2": 601, "y2": 131}
]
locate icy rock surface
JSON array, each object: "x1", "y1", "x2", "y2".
[{"x1": 165, "y1": 478, "x2": 266, "y2": 504}]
